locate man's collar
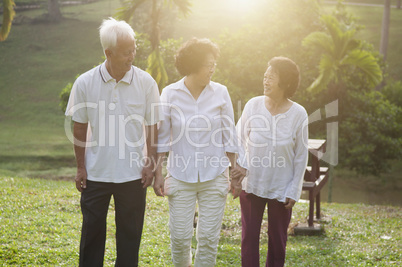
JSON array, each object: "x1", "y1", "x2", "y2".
[{"x1": 100, "y1": 61, "x2": 134, "y2": 84}]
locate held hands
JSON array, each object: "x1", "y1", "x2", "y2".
[
  {"x1": 153, "y1": 173, "x2": 165, "y2": 197},
  {"x1": 230, "y1": 165, "x2": 247, "y2": 181},
  {"x1": 75, "y1": 167, "x2": 87, "y2": 192},
  {"x1": 141, "y1": 165, "x2": 154, "y2": 188},
  {"x1": 230, "y1": 165, "x2": 247, "y2": 199},
  {"x1": 230, "y1": 178, "x2": 242, "y2": 199}
]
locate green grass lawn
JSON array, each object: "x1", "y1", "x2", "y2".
[
  {"x1": 0, "y1": 176, "x2": 401, "y2": 266},
  {"x1": 0, "y1": 0, "x2": 120, "y2": 178}
]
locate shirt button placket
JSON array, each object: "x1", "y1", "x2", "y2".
[
  {"x1": 195, "y1": 103, "x2": 200, "y2": 177},
  {"x1": 112, "y1": 83, "x2": 118, "y2": 103}
]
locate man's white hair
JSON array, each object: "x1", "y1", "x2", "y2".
[{"x1": 99, "y1": 17, "x2": 135, "y2": 54}]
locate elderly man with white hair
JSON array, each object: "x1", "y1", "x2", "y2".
[{"x1": 65, "y1": 18, "x2": 163, "y2": 266}]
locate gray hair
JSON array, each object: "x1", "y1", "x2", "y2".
[{"x1": 99, "y1": 17, "x2": 135, "y2": 55}]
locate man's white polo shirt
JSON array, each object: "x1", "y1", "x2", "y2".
[{"x1": 65, "y1": 62, "x2": 163, "y2": 183}]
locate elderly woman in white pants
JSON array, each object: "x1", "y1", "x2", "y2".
[{"x1": 153, "y1": 38, "x2": 246, "y2": 267}]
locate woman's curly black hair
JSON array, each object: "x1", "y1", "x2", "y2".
[{"x1": 175, "y1": 38, "x2": 220, "y2": 76}]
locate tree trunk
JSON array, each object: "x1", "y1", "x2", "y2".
[
  {"x1": 397, "y1": 0, "x2": 401, "y2": 9},
  {"x1": 379, "y1": 0, "x2": 390, "y2": 61},
  {"x1": 150, "y1": 0, "x2": 160, "y2": 50},
  {"x1": 48, "y1": 0, "x2": 62, "y2": 22}
]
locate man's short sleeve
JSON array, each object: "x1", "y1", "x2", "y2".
[{"x1": 65, "y1": 79, "x2": 89, "y2": 123}]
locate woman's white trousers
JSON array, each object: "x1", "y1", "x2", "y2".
[{"x1": 164, "y1": 172, "x2": 229, "y2": 267}]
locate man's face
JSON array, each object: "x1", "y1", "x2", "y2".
[{"x1": 106, "y1": 37, "x2": 136, "y2": 74}]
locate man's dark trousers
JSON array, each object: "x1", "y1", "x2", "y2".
[{"x1": 79, "y1": 179, "x2": 146, "y2": 267}]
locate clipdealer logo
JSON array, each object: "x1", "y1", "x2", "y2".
[{"x1": 64, "y1": 99, "x2": 339, "y2": 168}]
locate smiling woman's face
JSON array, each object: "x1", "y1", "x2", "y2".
[{"x1": 263, "y1": 66, "x2": 281, "y2": 97}]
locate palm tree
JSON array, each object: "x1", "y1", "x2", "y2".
[
  {"x1": 302, "y1": 12, "x2": 383, "y2": 201},
  {"x1": 302, "y1": 14, "x2": 382, "y2": 96},
  {"x1": 0, "y1": 0, "x2": 16, "y2": 41},
  {"x1": 116, "y1": 0, "x2": 191, "y2": 89}
]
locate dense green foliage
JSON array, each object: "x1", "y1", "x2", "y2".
[
  {"x1": 214, "y1": 0, "x2": 322, "y2": 111},
  {"x1": 302, "y1": 13, "x2": 382, "y2": 94},
  {"x1": 299, "y1": 3, "x2": 401, "y2": 174},
  {"x1": 1, "y1": 176, "x2": 401, "y2": 265},
  {"x1": 382, "y1": 80, "x2": 402, "y2": 107},
  {"x1": 341, "y1": 90, "x2": 402, "y2": 174}
]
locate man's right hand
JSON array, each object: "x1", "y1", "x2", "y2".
[{"x1": 75, "y1": 167, "x2": 87, "y2": 192}]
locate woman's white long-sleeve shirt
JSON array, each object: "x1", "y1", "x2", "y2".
[
  {"x1": 237, "y1": 96, "x2": 308, "y2": 202},
  {"x1": 157, "y1": 78, "x2": 240, "y2": 183}
]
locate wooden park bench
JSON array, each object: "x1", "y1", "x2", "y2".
[{"x1": 294, "y1": 139, "x2": 329, "y2": 234}]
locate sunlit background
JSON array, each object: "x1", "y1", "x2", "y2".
[{"x1": 0, "y1": 0, "x2": 401, "y2": 265}]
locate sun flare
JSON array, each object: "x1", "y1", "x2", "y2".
[{"x1": 224, "y1": 0, "x2": 260, "y2": 14}]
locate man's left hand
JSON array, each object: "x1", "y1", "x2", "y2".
[{"x1": 284, "y1": 198, "x2": 296, "y2": 209}]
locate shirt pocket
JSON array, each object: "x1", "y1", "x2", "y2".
[{"x1": 125, "y1": 102, "x2": 145, "y2": 123}]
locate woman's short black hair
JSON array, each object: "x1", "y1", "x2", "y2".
[
  {"x1": 268, "y1": 57, "x2": 300, "y2": 98},
  {"x1": 175, "y1": 38, "x2": 220, "y2": 76}
]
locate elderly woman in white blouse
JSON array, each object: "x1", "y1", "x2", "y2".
[
  {"x1": 237, "y1": 57, "x2": 308, "y2": 267},
  {"x1": 153, "y1": 37, "x2": 246, "y2": 267}
]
